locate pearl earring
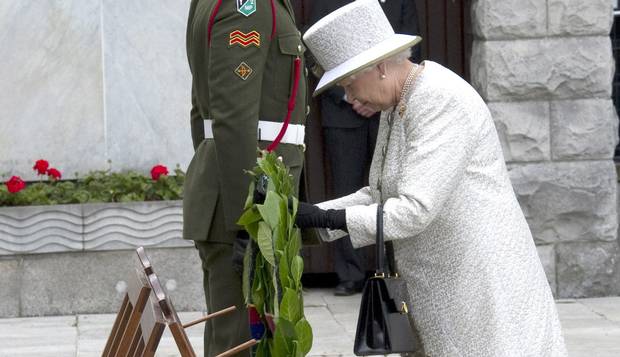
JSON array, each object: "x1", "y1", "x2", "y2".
[{"x1": 380, "y1": 74, "x2": 386, "y2": 79}]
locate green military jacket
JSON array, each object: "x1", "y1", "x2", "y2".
[{"x1": 184, "y1": 0, "x2": 307, "y2": 242}]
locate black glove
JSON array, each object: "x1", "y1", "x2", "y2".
[
  {"x1": 232, "y1": 230, "x2": 250, "y2": 275},
  {"x1": 295, "y1": 201, "x2": 347, "y2": 232}
]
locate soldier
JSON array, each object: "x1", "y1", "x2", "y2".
[{"x1": 184, "y1": 0, "x2": 307, "y2": 355}]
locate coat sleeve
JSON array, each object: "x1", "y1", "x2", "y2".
[
  {"x1": 207, "y1": 1, "x2": 272, "y2": 230},
  {"x1": 345, "y1": 90, "x2": 480, "y2": 248}
]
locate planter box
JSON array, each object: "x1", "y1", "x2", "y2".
[
  {"x1": 0, "y1": 200, "x2": 191, "y2": 255},
  {"x1": 0, "y1": 201, "x2": 205, "y2": 318}
]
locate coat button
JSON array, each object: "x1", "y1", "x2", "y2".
[
  {"x1": 306, "y1": 105, "x2": 311, "y2": 116},
  {"x1": 297, "y1": 44, "x2": 302, "y2": 53},
  {"x1": 305, "y1": 67, "x2": 308, "y2": 77}
]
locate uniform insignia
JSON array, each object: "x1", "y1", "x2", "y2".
[
  {"x1": 229, "y1": 30, "x2": 261, "y2": 47},
  {"x1": 235, "y1": 62, "x2": 253, "y2": 80},
  {"x1": 237, "y1": 0, "x2": 257, "y2": 17}
]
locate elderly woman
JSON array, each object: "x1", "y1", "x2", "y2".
[{"x1": 296, "y1": 0, "x2": 567, "y2": 356}]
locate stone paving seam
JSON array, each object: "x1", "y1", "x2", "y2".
[{"x1": 578, "y1": 300, "x2": 620, "y2": 327}]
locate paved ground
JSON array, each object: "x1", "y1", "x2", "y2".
[{"x1": 0, "y1": 289, "x2": 618, "y2": 356}]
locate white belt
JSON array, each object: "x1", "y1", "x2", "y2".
[{"x1": 203, "y1": 119, "x2": 305, "y2": 146}]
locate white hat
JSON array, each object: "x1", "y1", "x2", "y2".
[{"x1": 303, "y1": 0, "x2": 422, "y2": 96}]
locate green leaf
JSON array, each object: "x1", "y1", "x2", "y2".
[
  {"x1": 257, "y1": 222, "x2": 275, "y2": 266},
  {"x1": 295, "y1": 318, "x2": 313, "y2": 355},
  {"x1": 278, "y1": 253, "x2": 291, "y2": 290},
  {"x1": 237, "y1": 207, "x2": 262, "y2": 226},
  {"x1": 280, "y1": 288, "x2": 301, "y2": 323},
  {"x1": 273, "y1": 320, "x2": 291, "y2": 357},
  {"x1": 257, "y1": 190, "x2": 281, "y2": 229},
  {"x1": 242, "y1": 239, "x2": 253, "y2": 304},
  {"x1": 286, "y1": 234, "x2": 301, "y2": 266},
  {"x1": 291, "y1": 256, "x2": 304, "y2": 290},
  {"x1": 244, "y1": 181, "x2": 255, "y2": 210}
]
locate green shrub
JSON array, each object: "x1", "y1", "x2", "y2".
[{"x1": 0, "y1": 167, "x2": 185, "y2": 207}]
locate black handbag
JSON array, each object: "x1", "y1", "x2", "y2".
[{"x1": 353, "y1": 204, "x2": 420, "y2": 355}]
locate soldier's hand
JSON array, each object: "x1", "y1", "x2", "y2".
[
  {"x1": 253, "y1": 174, "x2": 268, "y2": 204},
  {"x1": 232, "y1": 230, "x2": 250, "y2": 275}
]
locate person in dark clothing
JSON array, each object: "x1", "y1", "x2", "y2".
[{"x1": 306, "y1": 0, "x2": 421, "y2": 296}]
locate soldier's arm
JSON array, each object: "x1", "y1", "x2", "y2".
[{"x1": 207, "y1": 1, "x2": 271, "y2": 230}]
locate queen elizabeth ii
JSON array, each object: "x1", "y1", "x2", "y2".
[{"x1": 295, "y1": 0, "x2": 567, "y2": 355}]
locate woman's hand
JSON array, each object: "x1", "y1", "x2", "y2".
[{"x1": 295, "y1": 201, "x2": 348, "y2": 232}]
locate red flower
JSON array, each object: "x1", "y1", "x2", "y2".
[
  {"x1": 47, "y1": 168, "x2": 62, "y2": 180},
  {"x1": 151, "y1": 164, "x2": 169, "y2": 181},
  {"x1": 33, "y1": 160, "x2": 49, "y2": 175},
  {"x1": 6, "y1": 176, "x2": 26, "y2": 193}
]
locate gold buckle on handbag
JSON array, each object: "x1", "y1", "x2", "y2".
[{"x1": 374, "y1": 272, "x2": 386, "y2": 278}]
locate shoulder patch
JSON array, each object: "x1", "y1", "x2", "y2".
[
  {"x1": 229, "y1": 30, "x2": 260, "y2": 48},
  {"x1": 235, "y1": 62, "x2": 253, "y2": 80},
  {"x1": 237, "y1": 0, "x2": 257, "y2": 17}
]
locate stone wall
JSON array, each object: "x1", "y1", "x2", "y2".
[
  {"x1": 0, "y1": 0, "x2": 193, "y2": 181},
  {"x1": 471, "y1": 0, "x2": 620, "y2": 297}
]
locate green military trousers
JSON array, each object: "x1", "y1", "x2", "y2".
[{"x1": 194, "y1": 200, "x2": 250, "y2": 357}]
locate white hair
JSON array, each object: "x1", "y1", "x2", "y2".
[{"x1": 347, "y1": 48, "x2": 412, "y2": 81}]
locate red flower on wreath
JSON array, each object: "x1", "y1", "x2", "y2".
[
  {"x1": 151, "y1": 164, "x2": 169, "y2": 181},
  {"x1": 47, "y1": 168, "x2": 62, "y2": 180},
  {"x1": 33, "y1": 160, "x2": 49, "y2": 175},
  {"x1": 6, "y1": 176, "x2": 26, "y2": 193}
]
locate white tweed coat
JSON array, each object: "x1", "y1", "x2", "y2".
[{"x1": 316, "y1": 61, "x2": 567, "y2": 356}]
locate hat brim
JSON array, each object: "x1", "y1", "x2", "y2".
[{"x1": 313, "y1": 34, "x2": 422, "y2": 97}]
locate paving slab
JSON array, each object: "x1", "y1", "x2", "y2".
[{"x1": 0, "y1": 290, "x2": 618, "y2": 357}]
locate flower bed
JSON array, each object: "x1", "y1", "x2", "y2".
[{"x1": 1, "y1": 160, "x2": 184, "y2": 206}]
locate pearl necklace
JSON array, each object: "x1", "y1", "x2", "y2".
[{"x1": 397, "y1": 63, "x2": 424, "y2": 117}]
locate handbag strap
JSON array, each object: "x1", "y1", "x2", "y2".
[{"x1": 375, "y1": 204, "x2": 385, "y2": 275}]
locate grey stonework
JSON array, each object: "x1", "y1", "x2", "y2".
[
  {"x1": 471, "y1": 0, "x2": 619, "y2": 297},
  {"x1": 471, "y1": 37, "x2": 614, "y2": 102},
  {"x1": 0, "y1": 0, "x2": 193, "y2": 182},
  {"x1": 471, "y1": 0, "x2": 547, "y2": 40},
  {"x1": 550, "y1": 99, "x2": 618, "y2": 160},
  {"x1": 489, "y1": 101, "x2": 550, "y2": 162},
  {"x1": 548, "y1": 0, "x2": 614, "y2": 36},
  {"x1": 0, "y1": 201, "x2": 191, "y2": 256},
  {"x1": 537, "y1": 244, "x2": 557, "y2": 296},
  {"x1": 4, "y1": 247, "x2": 204, "y2": 318},
  {"x1": 556, "y1": 242, "x2": 620, "y2": 298},
  {"x1": 509, "y1": 161, "x2": 617, "y2": 245}
]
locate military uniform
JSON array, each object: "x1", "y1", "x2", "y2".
[{"x1": 184, "y1": 0, "x2": 307, "y2": 355}]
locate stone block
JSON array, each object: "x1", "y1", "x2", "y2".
[
  {"x1": 556, "y1": 242, "x2": 620, "y2": 298},
  {"x1": 471, "y1": 0, "x2": 547, "y2": 40},
  {"x1": 536, "y1": 244, "x2": 557, "y2": 296},
  {"x1": 82, "y1": 201, "x2": 190, "y2": 251},
  {"x1": 18, "y1": 247, "x2": 203, "y2": 317},
  {"x1": 102, "y1": 0, "x2": 193, "y2": 174},
  {"x1": 0, "y1": 0, "x2": 106, "y2": 181},
  {"x1": 548, "y1": 0, "x2": 614, "y2": 36},
  {"x1": 550, "y1": 99, "x2": 618, "y2": 160},
  {"x1": 489, "y1": 101, "x2": 550, "y2": 162},
  {"x1": 471, "y1": 37, "x2": 614, "y2": 101},
  {"x1": 0, "y1": 258, "x2": 20, "y2": 317},
  {"x1": 0, "y1": 204, "x2": 83, "y2": 255},
  {"x1": 20, "y1": 250, "x2": 134, "y2": 316},
  {"x1": 508, "y1": 161, "x2": 617, "y2": 244}
]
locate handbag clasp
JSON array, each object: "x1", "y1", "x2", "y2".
[{"x1": 401, "y1": 301, "x2": 409, "y2": 314}]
